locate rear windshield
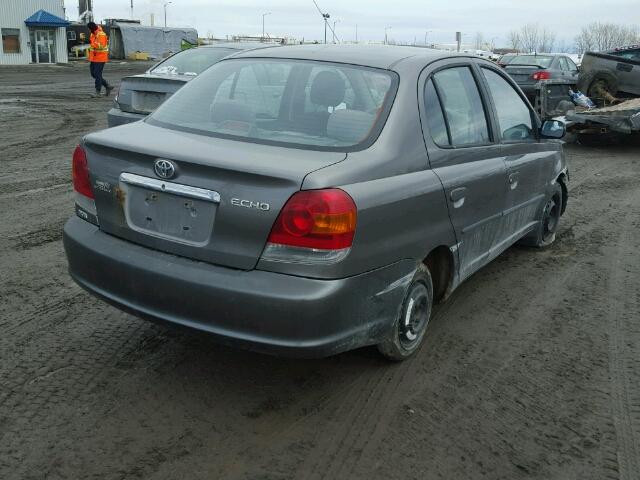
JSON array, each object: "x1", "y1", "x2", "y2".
[
  {"x1": 510, "y1": 55, "x2": 554, "y2": 68},
  {"x1": 148, "y1": 58, "x2": 398, "y2": 151},
  {"x1": 150, "y1": 48, "x2": 237, "y2": 76}
]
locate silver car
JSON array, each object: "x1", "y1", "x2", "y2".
[
  {"x1": 107, "y1": 43, "x2": 275, "y2": 127},
  {"x1": 64, "y1": 45, "x2": 568, "y2": 360}
]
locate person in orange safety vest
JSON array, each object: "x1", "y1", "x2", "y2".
[{"x1": 87, "y1": 22, "x2": 113, "y2": 97}]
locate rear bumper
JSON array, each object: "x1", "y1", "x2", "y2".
[
  {"x1": 107, "y1": 107, "x2": 146, "y2": 128},
  {"x1": 63, "y1": 217, "x2": 414, "y2": 358}
]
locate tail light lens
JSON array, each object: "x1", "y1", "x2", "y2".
[
  {"x1": 72, "y1": 145, "x2": 94, "y2": 199},
  {"x1": 262, "y1": 189, "x2": 357, "y2": 264},
  {"x1": 532, "y1": 70, "x2": 551, "y2": 80}
]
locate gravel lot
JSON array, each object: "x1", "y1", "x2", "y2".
[{"x1": 1, "y1": 61, "x2": 639, "y2": 480}]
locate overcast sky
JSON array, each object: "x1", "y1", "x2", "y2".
[{"x1": 65, "y1": 0, "x2": 640, "y2": 48}]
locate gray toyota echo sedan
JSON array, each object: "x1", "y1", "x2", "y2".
[{"x1": 64, "y1": 45, "x2": 568, "y2": 360}]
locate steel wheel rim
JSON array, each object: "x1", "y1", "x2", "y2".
[
  {"x1": 543, "y1": 195, "x2": 560, "y2": 238},
  {"x1": 399, "y1": 283, "x2": 429, "y2": 349}
]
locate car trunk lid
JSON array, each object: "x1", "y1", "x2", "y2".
[
  {"x1": 116, "y1": 74, "x2": 191, "y2": 115},
  {"x1": 505, "y1": 65, "x2": 541, "y2": 85},
  {"x1": 83, "y1": 122, "x2": 346, "y2": 270}
]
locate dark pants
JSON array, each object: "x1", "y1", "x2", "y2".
[{"x1": 89, "y1": 62, "x2": 109, "y2": 92}]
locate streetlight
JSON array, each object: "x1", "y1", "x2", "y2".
[
  {"x1": 163, "y1": 1, "x2": 172, "y2": 28},
  {"x1": 262, "y1": 12, "x2": 271, "y2": 40},
  {"x1": 384, "y1": 26, "x2": 391, "y2": 45},
  {"x1": 322, "y1": 13, "x2": 330, "y2": 44}
]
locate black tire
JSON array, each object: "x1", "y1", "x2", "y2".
[
  {"x1": 377, "y1": 263, "x2": 433, "y2": 361},
  {"x1": 519, "y1": 183, "x2": 563, "y2": 248},
  {"x1": 577, "y1": 70, "x2": 619, "y2": 100}
]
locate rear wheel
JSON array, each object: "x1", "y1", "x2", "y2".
[
  {"x1": 577, "y1": 70, "x2": 619, "y2": 103},
  {"x1": 520, "y1": 183, "x2": 563, "y2": 248},
  {"x1": 378, "y1": 264, "x2": 433, "y2": 361}
]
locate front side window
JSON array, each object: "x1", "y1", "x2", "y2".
[
  {"x1": 431, "y1": 67, "x2": 490, "y2": 147},
  {"x1": 1, "y1": 28, "x2": 21, "y2": 54},
  {"x1": 150, "y1": 59, "x2": 397, "y2": 150},
  {"x1": 482, "y1": 68, "x2": 535, "y2": 142},
  {"x1": 151, "y1": 47, "x2": 237, "y2": 76}
]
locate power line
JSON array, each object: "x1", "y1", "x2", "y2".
[{"x1": 311, "y1": 0, "x2": 339, "y2": 43}]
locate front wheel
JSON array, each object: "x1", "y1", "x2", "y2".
[{"x1": 377, "y1": 264, "x2": 433, "y2": 361}]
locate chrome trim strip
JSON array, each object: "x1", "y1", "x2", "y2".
[{"x1": 119, "y1": 172, "x2": 220, "y2": 203}]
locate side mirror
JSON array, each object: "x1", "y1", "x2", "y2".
[{"x1": 540, "y1": 120, "x2": 566, "y2": 139}]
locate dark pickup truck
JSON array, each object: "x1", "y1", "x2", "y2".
[{"x1": 577, "y1": 46, "x2": 640, "y2": 102}]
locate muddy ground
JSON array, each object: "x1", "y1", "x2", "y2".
[{"x1": 1, "y1": 62, "x2": 639, "y2": 480}]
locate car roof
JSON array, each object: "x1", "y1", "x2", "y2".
[
  {"x1": 199, "y1": 42, "x2": 278, "y2": 51},
  {"x1": 230, "y1": 44, "x2": 463, "y2": 70}
]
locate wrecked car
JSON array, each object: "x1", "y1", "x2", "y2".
[
  {"x1": 64, "y1": 45, "x2": 568, "y2": 360},
  {"x1": 577, "y1": 45, "x2": 640, "y2": 103},
  {"x1": 107, "y1": 43, "x2": 275, "y2": 127},
  {"x1": 505, "y1": 54, "x2": 579, "y2": 101}
]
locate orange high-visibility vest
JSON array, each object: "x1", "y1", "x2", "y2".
[{"x1": 89, "y1": 26, "x2": 109, "y2": 63}]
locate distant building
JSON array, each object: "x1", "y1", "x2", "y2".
[{"x1": 0, "y1": 0, "x2": 70, "y2": 65}]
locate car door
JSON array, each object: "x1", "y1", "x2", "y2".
[
  {"x1": 419, "y1": 60, "x2": 509, "y2": 282},
  {"x1": 477, "y1": 64, "x2": 556, "y2": 250}
]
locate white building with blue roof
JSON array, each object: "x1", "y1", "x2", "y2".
[{"x1": 0, "y1": 0, "x2": 70, "y2": 64}]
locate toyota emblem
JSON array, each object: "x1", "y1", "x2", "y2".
[{"x1": 154, "y1": 159, "x2": 176, "y2": 179}]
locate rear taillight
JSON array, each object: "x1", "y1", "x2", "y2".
[
  {"x1": 72, "y1": 145, "x2": 94, "y2": 199},
  {"x1": 532, "y1": 70, "x2": 551, "y2": 80},
  {"x1": 262, "y1": 189, "x2": 357, "y2": 264}
]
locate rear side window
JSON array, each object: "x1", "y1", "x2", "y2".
[
  {"x1": 481, "y1": 68, "x2": 535, "y2": 142},
  {"x1": 611, "y1": 48, "x2": 640, "y2": 61},
  {"x1": 150, "y1": 58, "x2": 398, "y2": 151},
  {"x1": 431, "y1": 67, "x2": 490, "y2": 147},
  {"x1": 424, "y1": 79, "x2": 449, "y2": 146}
]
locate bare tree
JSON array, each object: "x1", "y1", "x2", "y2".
[
  {"x1": 508, "y1": 30, "x2": 521, "y2": 51},
  {"x1": 539, "y1": 26, "x2": 556, "y2": 53},
  {"x1": 509, "y1": 24, "x2": 557, "y2": 53},
  {"x1": 575, "y1": 22, "x2": 640, "y2": 53},
  {"x1": 520, "y1": 23, "x2": 540, "y2": 53}
]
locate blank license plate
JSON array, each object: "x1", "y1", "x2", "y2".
[{"x1": 122, "y1": 183, "x2": 216, "y2": 246}]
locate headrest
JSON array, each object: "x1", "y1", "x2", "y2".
[
  {"x1": 327, "y1": 109, "x2": 376, "y2": 144},
  {"x1": 210, "y1": 100, "x2": 255, "y2": 124},
  {"x1": 310, "y1": 71, "x2": 346, "y2": 107}
]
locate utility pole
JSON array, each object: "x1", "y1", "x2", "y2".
[
  {"x1": 164, "y1": 1, "x2": 172, "y2": 28},
  {"x1": 262, "y1": 12, "x2": 271, "y2": 40},
  {"x1": 332, "y1": 19, "x2": 339, "y2": 43},
  {"x1": 355, "y1": 24, "x2": 358, "y2": 43},
  {"x1": 384, "y1": 26, "x2": 391, "y2": 45},
  {"x1": 130, "y1": 0, "x2": 134, "y2": 20},
  {"x1": 424, "y1": 30, "x2": 432, "y2": 46}
]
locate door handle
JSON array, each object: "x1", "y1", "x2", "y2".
[
  {"x1": 450, "y1": 187, "x2": 467, "y2": 208},
  {"x1": 508, "y1": 172, "x2": 520, "y2": 189}
]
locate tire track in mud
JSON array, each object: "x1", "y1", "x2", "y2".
[
  {"x1": 4, "y1": 219, "x2": 67, "y2": 251},
  {"x1": 2, "y1": 101, "x2": 97, "y2": 152},
  {"x1": 604, "y1": 186, "x2": 640, "y2": 480},
  {"x1": 232, "y1": 150, "x2": 637, "y2": 480}
]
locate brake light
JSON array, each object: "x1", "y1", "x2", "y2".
[
  {"x1": 262, "y1": 189, "x2": 357, "y2": 264},
  {"x1": 532, "y1": 70, "x2": 551, "y2": 80},
  {"x1": 72, "y1": 145, "x2": 94, "y2": 199}
]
